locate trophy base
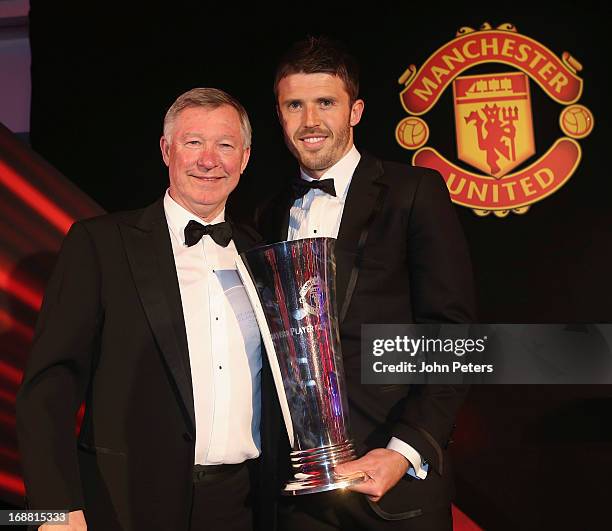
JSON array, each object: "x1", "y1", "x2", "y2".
[
  {"x1": 282, "y1": 440, "x2": 368, "y2": 496},
  {"x1": 283, "y1": 471, "x2": 367, "y2": 496}
]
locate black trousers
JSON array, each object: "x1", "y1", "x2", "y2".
[
  {"x1": 189, "y1": 460, "x2": 258, "y2": 531},
  {"x1": 278, "y1": 490, "x2": 452, "y2": 531}
]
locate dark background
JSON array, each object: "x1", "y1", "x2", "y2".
[{"x1": 26, "y1": 1, "x2": 612, "y2": 529}]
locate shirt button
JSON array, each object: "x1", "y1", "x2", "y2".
[{"x1": 314, "y1": 229, "x2": 318, "y2": 234}]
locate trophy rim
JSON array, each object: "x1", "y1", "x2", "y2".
[{"x1": 240, "y1": 236, "x2": 336, "y2": 257}]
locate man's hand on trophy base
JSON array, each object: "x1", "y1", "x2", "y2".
[{"x1": 335, "y1": 448, "x2": 410, "y2": 502}]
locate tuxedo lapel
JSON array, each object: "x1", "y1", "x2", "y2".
[
  {"x1": 335, "y1": 153, "x2": 386, "y2": 322},
  {"x1": 119, "y1": 199, "x2": 195, "y2": 431},
  {"x1": 230, "y1": 221, "x2": 264, "y2": 254},
  {"x1": 281, "y1": 200, "x2": 291, "y2": 241},
  {"x1": 276, "y1": 188, "x2": 292, "y2": 242}
]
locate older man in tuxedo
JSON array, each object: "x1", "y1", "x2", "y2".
[
  {"x1": 258, "y1": 37, "x2": 476, "y2": 531},
  {"x1": 17, "y1": 88, "x2": 279, "y2": 531}
]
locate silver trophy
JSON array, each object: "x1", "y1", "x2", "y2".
[{"x1": 238, "y1": 238, "x2": 365, "y2": 495}]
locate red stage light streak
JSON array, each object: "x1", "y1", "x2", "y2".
[
  {"x1": 452, "y1": 504, "x2": 483, "y2": 531},
  {"x1": 0, "y1": 268, "x2": 42, "y2": 311},
  {"x1": 0, "y1": 471, "x2": 25, "y2": 497},
  {"x1": 0, "y1": 361, "x2": 21, "y2": 387},
  {"x1": 0, "y1": 389, "x2": 15, "y2": 405},
  {"x1": 0, "y1": 411, "x2": 16, "y2": 428},
  {"x1": 0, "y1": 122, "x2": 104, "y2": 222},
  {"x1": 0, "y1": 160, "x2": 74, "y2": 235},
  {"x1": 0, "y1": 308, "x2": 34, "y2": 341},
  {"x1": 0, "y1": 194, "x2": 62, "y2": 252},
  {"x1": 0, "y1": 447, "x2": 19, "y2": 462}
]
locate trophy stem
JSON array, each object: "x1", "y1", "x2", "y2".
[{"x1": 283, "y1": 440, "x2": 367, "y2": 496}]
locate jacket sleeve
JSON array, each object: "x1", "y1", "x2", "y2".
[
  {"x1": 16, "y1": 221, "x2": 102, "y2": 510},
  {"x1": 391, "y1": 169, "x2": 477, "y2": 474}
]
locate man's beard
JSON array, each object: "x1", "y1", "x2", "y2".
[{"x1": 289, "y1": 122, "x2": 351, "y2": 175}]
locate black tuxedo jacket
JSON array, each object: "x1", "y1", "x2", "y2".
[
  {"x1": 258, "y1": 152, "x2": 476, "y2": 519},
  {"x1": 16, "y1": 198, "x2": 280, "y2": 531}
]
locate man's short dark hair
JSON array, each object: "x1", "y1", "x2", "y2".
[{"x1": 274, "y1": 36, "x2": 360, "y2": 104}]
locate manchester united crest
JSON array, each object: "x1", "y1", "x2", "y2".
[{"x1": 395, "y1": 22, "x2": 594, "y2": 217}]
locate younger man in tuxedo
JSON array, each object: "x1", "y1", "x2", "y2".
[{"x1": 258, "y1": 37, "x2": 476, "y2": 531}]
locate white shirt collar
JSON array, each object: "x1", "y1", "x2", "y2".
[
  {"x1": 299, "y1": 145, "x2": 361, "y2": 199},
  {"x1": 163, "y1": 189, "x2": 225, "y2": 246}
]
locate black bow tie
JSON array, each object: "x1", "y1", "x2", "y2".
[
  {"x1": 291, "y1": 177, "x2": 337, "y2": 200},
  {"x1": 184, "y1": 220, "x2": 233, "y2": 247}
]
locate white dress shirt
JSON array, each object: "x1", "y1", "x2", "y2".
[
  {"x1": 164, "y1": 191, "x2": 261, "y2": 465},
  {"x1": 288, "y1": 146, "x2": 428, "y2": 479}
]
